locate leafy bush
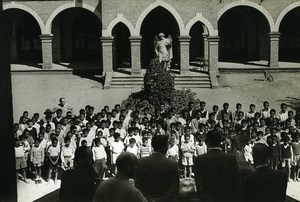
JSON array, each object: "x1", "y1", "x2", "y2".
[
  {"x1": 143, "y1": 59, "x2": 175, "y2": 106},
  {"x1": 122, "y1": 59, "x2": 200, "y2": 114}
]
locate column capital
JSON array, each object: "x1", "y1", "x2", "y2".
[
  {"x1": 202, "y1": 33, "x2": 209, "y2": 38},
  {"x1": 207, "y1": 36, "x2": 220, "y2": 42},
  {"x1": 40, "y1": 34, "x2": 53, "y2": 42},
  {"x1": 129, "y1": 36, "x2": 142, "y2": 42},
  {"x1": 100, "y1": 36, "x2": 114, "y2": 43},
  {"x1": 269, "y1": 32, "x2": 281, "y2": 38},
  {"x1": 178, "y1": 35, "x2": 191, "y2": 42}
]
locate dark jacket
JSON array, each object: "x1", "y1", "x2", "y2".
[
  {"x1": 241, "y1": 166, "x2": 287, "y2": 202},
  {"x1": 194, "y1": 149, "x2": 240, "y2": 202},
  {"x1": 135, "y1": 152, "x2": 180, "y2": 202}
]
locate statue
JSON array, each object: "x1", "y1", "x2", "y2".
[{"x1": 154, "y1": 33, "x2": 173, "y2": 70}]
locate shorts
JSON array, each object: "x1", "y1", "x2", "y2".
[
  {"x1": 63, "y1": 157, "x2": 73, "y2": 168},
  {"x1": 182, "y1": 156, "x2": 193, "y2": 166},
  {"x1": 269, "y1": 156, "x2": 279, "y2": 166},
  {"x1": 292, "y1": 155, "x2": 300, "y2": 167},
  {"x1": 282, "y1": 158, "x2": 292, "y2": 168},
  {"x1": 49, "y1": 156, "x2": 59, "y2": 169},
  {"x1": 16, "y1": 157, "x2": 27, "y2": 170}
]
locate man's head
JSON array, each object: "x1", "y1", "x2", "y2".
[
  {"x1": 59, "y1": 97, "x2": 65, "y2": 106},
  {"x1": 151, "y1": 135, "x2": 168, "y2": 154},
  {"x1": 74, "y1": 146, "x2": 94, "y2": 169},
  {"x1": 116, "y1": 152, "x2": 138, "y2": 178},
  {"x1": 158, "y1": 33, "x2": 165, "y2": 39},
  {"x1": 252, "y1": 143, "x2": 269, "y2": 166},
  {"x1": 205, "y1": 130, "x2": 222, "y2": 148}
]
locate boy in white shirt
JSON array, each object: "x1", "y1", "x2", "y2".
[
  {"x1": 61, "y1": 137, "x2": 75, "y2": 170},
  {"x1": 92, "y1": 138, "x2": 107, "y2": 181},
  {"x1": 111, "y1": 133, "x2": 124, "y2": 175},
  {"x1": 125, "y1": 138, "x2": 139, "y2": 157}
]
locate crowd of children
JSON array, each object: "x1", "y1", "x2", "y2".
[{"x1": 14, "y1": 99, "x2": 300, "y2": 184}]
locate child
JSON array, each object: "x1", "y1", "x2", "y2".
[
  {"x1": 92, "y1": 138, "x2": 107, "y2": 181},
  {"x1": 61, "y1": 137, "x2": 75, "y2": 170},
  {"x1": 181, "y1": 127, "x2": 194, "y2": 144},
  {"x1": 281, "y1": 136, "x2": 293, "y2": 182},
  {"x1": 15, "y1": 139, "x2": 28, "y2": 183},
  {"x1": 181, "y1": 135, "x2": 195, "y2": 179},
  {"x1": 47, "y1": 137, "x2": 60, "y2": 183},
  {"x1": 126, "y1": 138, "x2": 139, "y2": 157},
  {"x1": 195, "y1": 137, "x2": 207, "y2": 156},
  {"x1": 79, "y1": 129, "x2": 93, "y2": 148},
  {"x1": 167, "y1": 135, "x2": 179, "y2": 162},
  {"x1": 244, "y1": 138, "x2": 253, "y2": 164},
  {"x1": 31, "y1": 138, "x2": 44, "y2": 184},
  {"x1": 140, "y1": 137, "x2": 152, "y2": 158},
  {"x1": 111, "y1": 133, "x2": 124, "y2": 175},
  {"x1": 291, "y1": 135, "x2": 300, "y2": 182},
  {"x1": 269, "y1": 136, "x2": 281, "y2": 170}
]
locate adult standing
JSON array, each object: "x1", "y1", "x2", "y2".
[
  {"x1": 194, "y1": 130, "x2": 240, "y2": 202},
  {"x1": 241, "y1": 143, "x2": 287, "y2": 202},
  {"x1": 59, "y1": 146, "x2": 97, "y2": 202},
  {"x1": 135, "y1": 135, "x2": 179, "y2": 202},
  {"x1": 93, "y1": 153, "x2": 147, "y2": 202},
  {"x1": 52, "y1": 97, "x2": 74, "y2": 117}
]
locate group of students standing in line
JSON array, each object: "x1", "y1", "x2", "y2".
[{"x1": 14, "y1": 97, "x2": 300, "y2": 186}]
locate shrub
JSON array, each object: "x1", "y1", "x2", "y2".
[{"x1": 143, "y1": 59, "x2": 175, "y2": 107}]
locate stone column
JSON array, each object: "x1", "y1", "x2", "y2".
[
  {"x1": 178, "y1": 36, "x2": 191, "y2": 75},
  {"x1": 208, "y1": 36, "x2": 220, "y2": 88},
  {"x1": 269, "y1": 32, "x2": 281, "y2": 68},
  {"x1": 40, "y1": 34, "x2": 53, "y2": 69},
  {"x1": 202, "y1": 32, "x2": 209, "y2": 61},
  {"x1": 101, "y1": 36, "x2": 114, "y2": 73},
  {"x1": 129, "y1": 36, "x2": 142, "y2": 76}
]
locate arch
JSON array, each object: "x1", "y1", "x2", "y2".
[
  {"x1": 275, "y1": 2, "x2": 300, "y2": 31},
  {"x1": 135, "y1": 0, "x2": 185, "y2": 35},
  {"x1": 45, "y1": 2, "x2": 101, "y2": 34},
  {"x1": 3, "y1": 3, "x2": 45, "y2": 33},
  {"x1": 186, "y1": 13, "x2": 216, "y2": 36},
  {"x1": 218, "y1": 0, "x2": 275, "y2": 32},
  {"x1": 103, "y1": 14, "x2": 135, "y2": 36}
]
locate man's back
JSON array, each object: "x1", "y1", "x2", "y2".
[
  {"x1": 241, "y1": 166, "x2": 287, "y2": 202},
  {"x1": 94, "y1": 175, "x2": 146, "y2": 202},
  {"x1": 135, "y1": 153, "x2": 179, "y2": 201},
  {"x1": 194, "y1": 149, "x2": 240, "y2": 202},
  {"x1": 59, "y1": 169, "x2": 96, "y2": 202}
]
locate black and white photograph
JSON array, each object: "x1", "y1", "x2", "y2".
[{"x1": 1, "y1": 0, "x2": 300, "y2": 201}]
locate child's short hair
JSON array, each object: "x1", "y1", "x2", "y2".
[
  {"x1": 213, "y1": 105, "x2": 219, "y2": 110},
  {"x1": 236, "y1": 103, "x2": 242, "y2": 108},
  {"x1": 257, "y1": 131, "x2": 264, "y2": 136},
  {"x1": 82, "y1": 129, "x2": 89, "y2": 134},
  {"x1": 94, "y1": 138, "x2": 100, "y2": 145},
  {"x1": 281, "y1": 103, "x2": 287, "y2": 108},
  {"x1": 170, "y1": 123, "x2": 176, "y2": 128},
  {"x1": 51, "y1": 137, "x2": 58, "y2": 142},
  {"x1": 250, "y1": 104, "x2": 255, "y2": 108},
  {"x1": 81, "y1": 140, "x2": 87, "y2": 146},
  {"x1": 56, "y1": 108, "x2": 62, "y2": 113},
  {"x1": 64, "y1": 136, "x2": 71, "y2": 143},
  {"x1": 129, "y1": 138, "x2": 136, "y2": 143},
  {"x1": 109, "y1": 128, "x2": 115, "y2": 133},
  {"x1": 270, "y1": 109, "x2": 276, "y2": 113},
  {"x1": 142, "y1": 137, "x2": 148, "y2": 142},
  {"x1": 185, "y1": 126, "x2": 192, "y2": 131},
  {"x1": 128, "y1": 127, "x2": 134, "y2": 134},
  {"x1": 184, "y1": 134, "x2": 191, "y2": 139},
  {"x1": 35, "y1": 138, "x2": 41, "y2": 143},
  {"x1": 223, "y1": 103, "x2": 229, "y2": 107},
  {"x1": 114, "y1": 132, "x2": 121, "y2": 139}
]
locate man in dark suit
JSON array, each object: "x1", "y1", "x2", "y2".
[
  {"x1": 135, "y1": 135, "x2": 180, "y2": 202},
  {"x1": 194, "y1": 130, "x2": 240, "y2": 202},
  {"x1": 241, "y1": 143, "x2": 287, "y2": 202},
  {"x1": 59, "y1": 146, "x2": 97, "y2": 202}
]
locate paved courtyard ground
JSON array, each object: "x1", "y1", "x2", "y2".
[
  {"x1": 11, "y1": 72, "x2": 300, "y2": 122},
  {"x1": 11, "y1": 71, "x2": 300, "y2": 201}
]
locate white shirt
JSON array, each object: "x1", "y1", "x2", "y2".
[
  {"x1": 92, "y1": 145, "x2": 107, "y2": 160},
  {"x1": 111, "y1": 141, "x2": 124, "y2": 154},
  {"x1": 48, "y1": 145, "x2": 60, "y2": 157},
  {"x1": 278, "y1": 111, "x2": 289, "y2": 122},
  {"x1": 167, "y1": 144, "x2": 179, "y2": 157},
  {"x1": 15, "y1": 146, "x2": 25, "y2": 158},
  {"x1": 97, "y1": 128, "x2": 110, "y2": 139},
  {"x1": 126, "y1": 145, "x2": 139, "y2": 156}
]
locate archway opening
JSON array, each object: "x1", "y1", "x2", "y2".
[
  {"x1": 140, "y1": 6, "x2": 180, "y2": 69},
  {"x1": 112, "y1": 23, "x2": 131, "y2": 70},
  {"x1": 2, "y1": 9, "x2": 42, "y2": 64},
  {"x1": 189, "y1": 22, "x2": 205, "y2": 63},
  {"x1": 218, "y1": 6, "x2": 270, "y2": 64},
  {"x1": 279, "y1": 7, "x2": 300, "y2": 62},
  {"x1": 51, "y1": 8, "x2": 102, "y2": 69}
]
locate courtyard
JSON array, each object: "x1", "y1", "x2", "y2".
[{"x1": 12, "y1": 71, "x2": 300, "y2": 122}]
